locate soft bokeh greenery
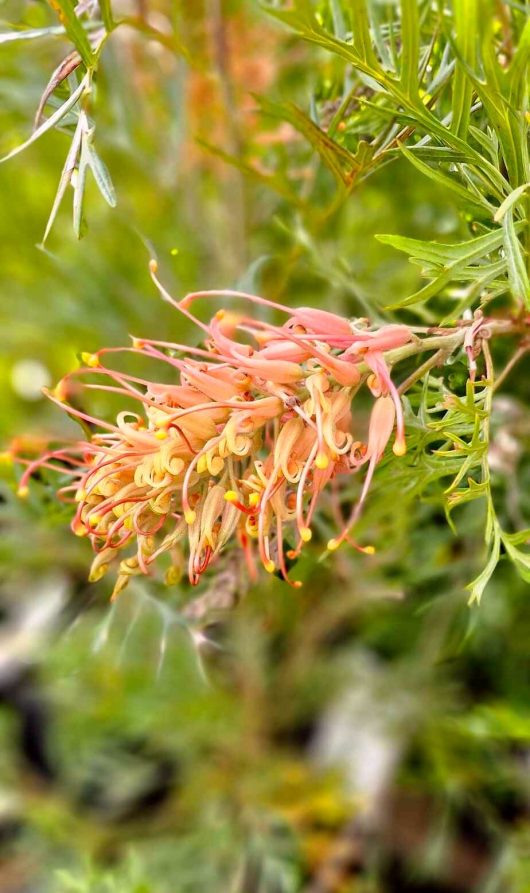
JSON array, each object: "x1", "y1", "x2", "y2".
[{"x1": 1, "y1": 1, "x2": 530, "y2": 891}]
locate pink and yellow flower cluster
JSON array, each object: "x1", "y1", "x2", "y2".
[{"x1": 16, "y1": 268, "x2": 412, "y2": 597}]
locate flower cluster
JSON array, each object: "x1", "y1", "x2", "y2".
[{"x1": 15, "y1": 267, "x2": 412, "y2": 598}]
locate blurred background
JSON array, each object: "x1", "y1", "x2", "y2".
[{"x1": 1, "y1": 1, "x2": 530, "y2": 891}]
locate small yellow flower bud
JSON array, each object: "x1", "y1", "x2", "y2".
[
  {"x1": 154, "y1": 429, "x2": 168, "y2": 440},
  {"x1": 111, "y1": 575, "x2": 130, "y2": 602},
  {"x1": 184, "y1": 509, "x2": 196, "y2": 525},
  {"x1": 17, "y1": 485, "x2": 29, "y2": 499},
  {"x1": 264, "y1": 560, "x2": 276, "y2": 573},
  {"x1": 248, "y1": 492, "x2": 260, "y2": 508},
  {"x1": 300, "y1": 527, "x2": 312, "y2": 542},
  {"x1": 89, "y1": 562, "x2": 109, "y2": 582},
  {"x1": 224, "y1": 490, "x2": 238, "y2": 503}
]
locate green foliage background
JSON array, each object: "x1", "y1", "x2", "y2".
[{"x1": 0, "y1": 1, "x2": 530, "y2": 891}]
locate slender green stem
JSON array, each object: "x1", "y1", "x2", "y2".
[
  {"x1": 397, "y1": 348, "x2": 448, "y2": 395},
  {"x1": 492, "y1": 342, "x2": 530, "y2": 392}
]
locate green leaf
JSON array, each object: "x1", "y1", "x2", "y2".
[
  {"x1": 366, "y1": 0, "x2": 393, "y2": 70},
  {"x1": 507, "y1": 17, "x2": 530, "y2": 111},
  {"x1": 468, "y1": 126, "x2": 499, "y2": 165},
  {"x1": 41, "y1": 118, "x2": 83, "y2": 246},
  {"x1": 85, "y1": 140, "x2": 117, "y2": 207},
  {"x1": 379, "y1": 226, "x2": 518, "y2": 309},
  {"x1": 261, "y1": 3, "x2": 314, "y2": 31},
  {"x1": 493, "y1": 183, "x2": 529, "y2": 222},
  {"x1": 399, "y1": 142, "x2": 492, "y2": 213},
  {"x1": 399, "y1": 0, "x2": 419, "y2": 98},
  {"x1": 502, "y1": 529, "x2": 530, "y2": 547},
  {"x1": 377, "y1": 226, "x2": 512, "y2": 266},
  {"x1": 329, "y1": 0, "x2": 346, "y2": 40},
  {"x1": 263, "y1": 4, "x2": 391, "y2": 85},
  {"x1": 48, "y1": 0, "x2": 94, "y2": 68},
  {"x1": 452, "y1": 19, "x2": 523, "y2": 185},
  {"x1": 502, "y1": 206, "x2": 530, "y2": 308},
  {"x1": 467, "y1": 521, "x2": 500, "y2": 604},
  {"x1": 73, "y1": 125, "x2": 89, "y2": 238},
  {"x1": 350, "y1": 0, "x2": 380, "y2": 72},
  {"x1": 398, "y1": 146, "x2": 469, "y2": 163},
  {"x1": 451, "y1": 0, "x2": 478, "y2": 139},
  {"x1": 501, "y1": 533, "x2": 530, "y2": 584},
  {"x1": 0, "y1": 75, "x2": 88, "y2": 165},
  {"x1": 98, "y1": 0, "x2": 114, "y2": 33},
  {"x1": 0, "y1": 25, "x2": 66, "y2": 43},
  {"x1": 257, "y1": 95, "x2": 358, "y2": 185}
]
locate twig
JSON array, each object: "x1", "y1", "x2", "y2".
[
  {"x1": 397, "y1": 347, "x2": 448, "y2": 395},
  {"x1": 380, "y1": 318, "x2": 525, "y2": 372},
  {"x1": 492, "y1": 341, "x2": 530, "y2": 392}
]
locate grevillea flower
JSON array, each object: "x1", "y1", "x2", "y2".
[{"x1": 13, "y1": 265, "x2": 413, "y2": 598}]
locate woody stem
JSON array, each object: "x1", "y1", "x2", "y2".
[{"x1": 376, "y1": 317, "x2": 527, "y2": 373}]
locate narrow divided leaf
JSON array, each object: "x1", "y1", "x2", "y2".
[
  {"x1": 494, "y1": 183, "x2": 529, "y2": 223},
  {"x1": 257, "y1": 95, "x2": 358, "y2": 185},
  {"x1": 48, "y1": 0, "x2": 94, "y2": 68},
  {"x1": 0, "y1": 25, "x2": 65, "y2": 43},
  {"x1": 350, "y1": 0, "x2": 380, "y2": 72},
  {"x1": 85, "y1": 141, "x2": 117, "y2": 207},
  {"x1": 467, "y1": 519, "x2": 501, "y2": 604},
  {"x1": 0, "y1": 75, "x2": 87, "y2": 165},
  {"x1": 73, "y1": 124, "x2": 89, "y2": 238},
  {"x1": 502, "y1": 207, "x2": 530, "y2": 308},
  {"x1": 451, "y1": 0, "x2": 477, "y2": 139},
  {"x1": 399, "y1": 0, "x2": 419, "y2": 99},
  {"x1": 41, "y1": 118, "x2": 83, "y2": 246},
  {"x1": 98, "y1": 0, "x2": 114, "y2": 33}
]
